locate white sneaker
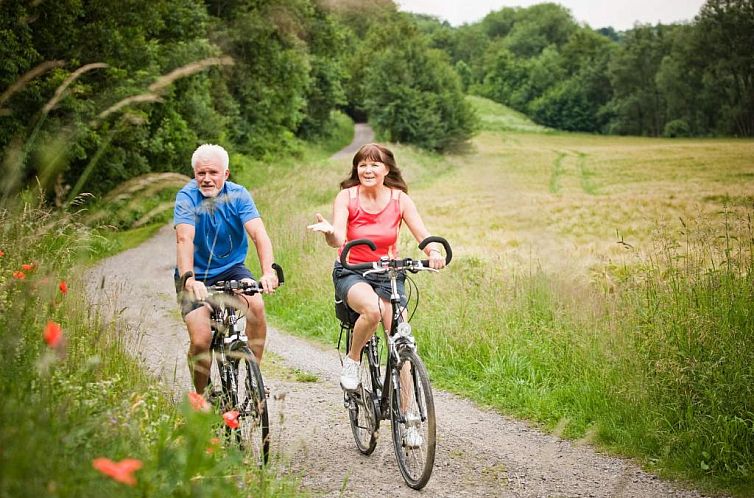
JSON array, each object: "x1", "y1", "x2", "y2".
[
  {"x1": 404, "y1": 426, "x2": 423, "y2": 449},
  {"x1": 340, "y1": 356, "x2": 360, "y2": 391}
]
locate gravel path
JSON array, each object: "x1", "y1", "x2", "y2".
[
  {"x1": 330, "y1": 123, "x2": 375, "y2": 160},
  {"x1": 84, "y1": 130, "x2": 713, "y2": 497}
]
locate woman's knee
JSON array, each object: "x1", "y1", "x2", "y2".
[{"x1": 357, "y1": 305, "x2": 382, "y2": 326}]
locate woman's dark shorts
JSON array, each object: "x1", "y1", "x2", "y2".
[
  {"x1": 332, "y1": 261, "x2": 407, "y2": 308},
  {"x1": 174, "y1": 264, "x2": 254, "y2": 319}
]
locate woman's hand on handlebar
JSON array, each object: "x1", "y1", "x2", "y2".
[{"x1": 427, "y1": 249, "x2": 446, "y2": 270}]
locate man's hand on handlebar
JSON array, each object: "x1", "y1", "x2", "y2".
[
  {"x1": 185, "y1": 277, "x2": 209, "y2": 301},
  {"x1": 256, "y1": 273, "x2": 279, "y2": 294}
]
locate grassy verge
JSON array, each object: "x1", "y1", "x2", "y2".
[
  {"x1": 235, "y1": 104, "x2": 753, "y2": 495},
  {"x1": 0, "y1": 200, "x2": 305, "y2": 497},
  {"x1": 87, "y1": 222, "x2": 165, "y2": 262}
]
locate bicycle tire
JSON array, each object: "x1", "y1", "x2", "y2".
[
  {"x1": 348, "y1": 344, "x2": 379, "y2": 454},
  {"x1": 389, "y1": 347, "x2": 436, "y2": 490},
  {"x1": 226, "y1": 344, "x2": 269, "y2": 465}
]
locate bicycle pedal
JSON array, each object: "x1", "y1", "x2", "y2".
[{"x1": 345, "y1": 397, "x2": 356, "y2": 410}]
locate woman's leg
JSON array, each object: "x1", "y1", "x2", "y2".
[{"x1": 344, "y1": 282, "x2": 383, "y2": 361}]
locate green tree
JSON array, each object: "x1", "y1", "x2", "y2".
[
  {"x1": 208, "y1": 0, "x2": 313, "y2": 155},
  {"x1": 693, "y1": 0, "x2": 754, "y2": 136},
  {"x1": 359, "y1": 15, "x2": 476, "y2": 151},
  {"x1": 296, "y1": 3, "x2": 348, "y2": 138},
  {"x1": 0, "y1": 0, "x2": 222, "y2": 197},
  {"x1": 605, "y1": 24, "x2": 675, "y2": 136},
  {"x1": 530, "y1": 28, "x2": 615, "y2": 132},
  {"x1": 479, "y1": 46, "x2": 530, "y2": 111},
  {"x1": 503, "y1": 3, "x2": 578, "y2": 58},
  {"x1": 654, "y1": 25, "x2": 710, "y2": 136}
]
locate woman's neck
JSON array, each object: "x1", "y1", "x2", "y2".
[{"x1": 359, "y1": 184, "x2": 389, "y2": 199}]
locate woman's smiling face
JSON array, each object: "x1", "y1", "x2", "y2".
[{"x1": 357, "y1": 160, "x2": 388, "y2": 187}]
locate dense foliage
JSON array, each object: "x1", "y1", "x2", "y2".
[
  {"x1": 0, "y1": 0, "x2": 474, "y2": 199},
  {"x1": 1, "y1": 0, "x2": 751, "y2": 199},
  {"x1": 417, "y1": 0, "x2": 754, "y2": 137}
]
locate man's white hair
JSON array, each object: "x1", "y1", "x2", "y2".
[{"x1": 191, "y1": 144, "x2": 229, "y2": 171}]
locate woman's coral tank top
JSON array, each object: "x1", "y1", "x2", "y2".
[{"x1": 338, "y1": 186, "x2": 402, "y2": 264}]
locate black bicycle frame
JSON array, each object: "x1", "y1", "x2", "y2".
[
  {"x1": 340, "y1": 237, "x2": 450, "y2": 424},
  {"x1": 208, "y1": 304, "x2": 243, "y2": 406}
]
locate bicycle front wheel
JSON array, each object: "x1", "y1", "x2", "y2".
[
  {"x1": 389, "y1": 348, "x2": 436, "y2": 490},
  {"x1": 229, "y1": 344, "x2": 269, "y2": 465},
  {"x1": 348, "y1": 345, "x2": 379, "y2": 454}
]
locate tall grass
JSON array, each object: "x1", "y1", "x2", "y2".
[
  {"x1": 0, "y1": 195, "x2": 301, "y2": 497},
  {"x1": 411, "y1": 212, "x2": 754, "y2": 491},
  {"x1": 0, "y1": 58, "x2": 352, "y2": 496},
  {"x1": 620, "y1": 213, "x2": 754, "y2": 482}
]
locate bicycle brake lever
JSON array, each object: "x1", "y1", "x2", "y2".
[{"x1": 362, "y1": 268, "x2": 386, "y2": 277}]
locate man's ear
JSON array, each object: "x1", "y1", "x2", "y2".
[{"x1": 224, "y1": 168, "x2": 230, "y2": 179}]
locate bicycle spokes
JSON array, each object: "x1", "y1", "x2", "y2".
[{"x1": 390, "y1": 349, "x2": 436, "y2": 490}]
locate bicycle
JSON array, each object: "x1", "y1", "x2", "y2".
[
  {"x1": 203, "y1": 263, "x2": 284, "y2": 466},
  {"x1": 336, "y1": 236, "x2": 452, "y2": 489}
]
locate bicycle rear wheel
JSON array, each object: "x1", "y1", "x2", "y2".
[
  {"x1": 348, "y1": 344, "x2": 379, "y2": 454},
  {"x1": 228, "y1": 344, "x2": 269, "y2": 465},
  {"x1": 389, "y1": 348, "x2": 436, "y2": 490}
]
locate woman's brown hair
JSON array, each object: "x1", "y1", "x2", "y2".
[{"x1": 340, "y1": 143, "x2": 408, "y2": 193}]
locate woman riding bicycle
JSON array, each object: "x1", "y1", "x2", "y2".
[{"x1": 307, "y1": 143, "x2": 446, "y2": 392}]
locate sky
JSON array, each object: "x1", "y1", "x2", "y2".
[{"x1": 395, "y1": 0, "x2": 707, "y2": 31}]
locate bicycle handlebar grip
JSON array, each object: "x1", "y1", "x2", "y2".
[
  {"x1": 418, "y1": 236, "x2": 453, "y2": 265},
  {"x1": 272, "y1": 263, "x2": 285, "y2": 285},
  {"x1": 340, "y1": 238, "x2": 377, "y2": 271}
]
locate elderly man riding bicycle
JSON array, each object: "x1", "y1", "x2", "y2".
[{"x1": 174, "y1": 143, "x2": 279, "y2": 394}]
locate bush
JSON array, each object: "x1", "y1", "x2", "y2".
[
  {"x1": 355, "y1": 15, "x2": 477, "y2": 152},
  {"x1": 663, "y1": 118, "x2": 691, "y2": 137}
]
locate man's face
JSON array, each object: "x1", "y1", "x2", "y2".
[{"x1": 193, "y1": 155, "x2": 229, "y2": 198}]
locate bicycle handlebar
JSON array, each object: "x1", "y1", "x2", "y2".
[
  {"x1": 340, "y1": 236, "x2": 452, "y2": 271},
  {"x1": 206, "y1": 263, "x2": 285, "y2": 295}
]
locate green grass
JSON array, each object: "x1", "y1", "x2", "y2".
[
  {"x1": 0, "y1": 196, "x2": 304, "y2": 497},
  {"x1": 235, "y1": 97, "x2": 754, "y2": 495},
  {"x1": 87, "y1": 222, "x2": 165, "y2": 262},
  {"x1": 466, "y1": 95, "x2": 551, "y2": 133}
]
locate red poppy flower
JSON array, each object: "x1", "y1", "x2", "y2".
[
  {"x1": 43, "y1": 321, "x2": 63, "y2": 348},
  {"x1": 21, "y1": 263, "x2": 34, "y2": 271},
  {"x1": 0, "y1": 250, "x2": 4, "y2": 257},
  {"x1": 187, "y1": 391, "x2": 209, "y2": 412},
  {"x1": 12, "y1": 271, "x2": 25, "y2": 280},
  {"x1": 92, "y1": 457, "x2": 143, "y2": 486},
  {"x1": 222, "y1": 410, "x2": 240, "y2": 429},
  {"x1": 59, "y1": 280, "x2": 68, "y2": 295}
]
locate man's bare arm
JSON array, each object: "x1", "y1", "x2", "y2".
[{"x1": 244, "y1": 217, "x2": 278, "y2": 293}]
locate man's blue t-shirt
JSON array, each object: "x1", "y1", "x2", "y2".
[{"x1": 173, "y1": 179, "x2": 260, "y2": 280}]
